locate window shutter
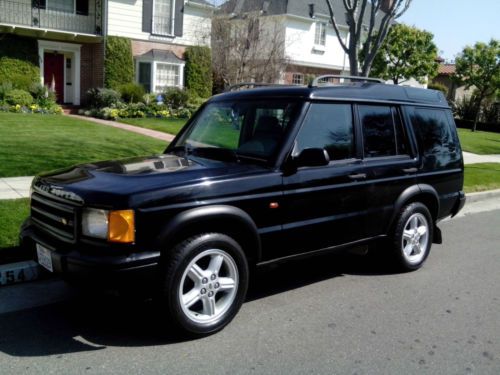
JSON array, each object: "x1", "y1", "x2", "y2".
[
  {"x1": 76, "y1": 0, "x2": 89, "y2": 16},
  {"x1": 174, "y1": 0, "x2": 184, "y2": 37},
  {"x1": 142, "y1": 0, "x2": 153, "y2": 33}
]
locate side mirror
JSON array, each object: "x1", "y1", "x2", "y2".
[{"x1": 295, "y1": 148, "x2": 330, "y2": 167}]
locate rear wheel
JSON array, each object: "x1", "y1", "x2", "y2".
[
  {"x1": 391, "y1": 202, "x2": 433, "y2": 271},
  {"x1": 160, "y1": 233, "x2": 249, "y2": 336}
]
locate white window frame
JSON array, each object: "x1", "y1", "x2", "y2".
[
  {"x1": 152, "y1": 0, "x2": 176, "y2": 36},
  {"x1": 314, "y1": 21, "x2": 326, "y2": 47},
  {"x1": 135, "y1": 58, "x2": 184, "y2": 93},
  {"x1": 292, "y1": 73, "x2": 304, "y2": 85}
]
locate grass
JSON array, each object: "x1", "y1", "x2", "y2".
[
  {"x1": 464, "y1": 163, "x2": 500, "y2": 193},
  {"x1": 0, "y1": 199, "x2": 29, "y2": 249},
  {"x1": 457, "y1": 128, "x2": 500, "y2": 155},
  {"x1": 0, "y1": 113, "x2": 167, "y2": 177},
  {"x1": 119, "y1": 117, "x2": 187, "y2": 136}
]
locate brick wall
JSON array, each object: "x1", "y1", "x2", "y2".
[
  {"x1": 131, "y1": 40, "x2": 186, "y2": 59},
  {"x1": 283, "y1": 65, "x2": 341, "y2": 84},
  {"x1": 80, "y1": 42, "x2": 104, "y2": 104}
]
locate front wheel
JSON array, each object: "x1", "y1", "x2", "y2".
[
  {"x1": 161, "y1": 233, "x2": 249, "y2": 336},
  {"x1": 391, "y1": 202, "x2": 434, "y2": 271}
]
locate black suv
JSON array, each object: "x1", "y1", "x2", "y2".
[{"x1": 21, "y1": 78, "x2": 465, "y2": 336}]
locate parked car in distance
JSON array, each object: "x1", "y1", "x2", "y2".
[{"x1": 21, "y1": 76, "x2": 465, "y2": 336}]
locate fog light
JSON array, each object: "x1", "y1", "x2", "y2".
[{"x1": 108, "y1": 210, "x2": 135, "y2": 243}]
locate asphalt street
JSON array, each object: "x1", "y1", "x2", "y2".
[{"x1": 0, "y1": 202, "x2": 499, "y2": 374}]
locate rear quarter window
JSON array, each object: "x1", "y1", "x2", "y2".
[{"x1": 410, "y1": 108, "x2": 456, "y2": 155}]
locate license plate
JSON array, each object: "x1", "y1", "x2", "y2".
[{"x1": 36, "y1": 243, "x2": 53, "y2": 272}]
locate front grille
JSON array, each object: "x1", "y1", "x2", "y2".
[{"x1": 31, "y1": 192, "x2": 78, "y2": 242}]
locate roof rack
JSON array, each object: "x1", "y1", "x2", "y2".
[
  {"x1": 226, "y1": 82, "x2": 296, "y2": 92},
  {"x1": 309, "y1": 75, "x2": 385, "y2": 87}
]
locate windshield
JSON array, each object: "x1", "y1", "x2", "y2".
[{"x1": 172, "y1": 100, "x2": 301, "y2": 162}]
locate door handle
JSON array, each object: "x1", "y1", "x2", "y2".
[
  {"x1": 348, "y1": 173, "x2": 367, "y2": 180},
  {"x1": 402, "y1": 168, "x2": 418, "y2": 173}
]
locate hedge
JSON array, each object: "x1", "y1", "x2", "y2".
[
  {"x1": 104, "y1": 36, "x2": 134, "y2": 89},
  {"x1": 455, "y1": 119, "x2": 500, "y2": 133},
  {"x1": 0, "y1": 34, "x2": 40, "y2": 91},
  {"x1": 184, "y1": 46, "x2": 212, "y2": 98}
]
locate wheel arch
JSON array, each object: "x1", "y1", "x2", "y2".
[
  {"x1": 388, "y1": 184, "x2": 440, "y2": 232},
  {"x1": 156, "y1": 205, "x2": 262, "y2": 265}
]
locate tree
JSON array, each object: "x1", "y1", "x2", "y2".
[
  {"x1": 369, "y1": 24, "x2": 438, "y2": 85},
  {"x1": 325, "y1": 0, "x2": 412, "y2": 77},
  {"x1": 211, "y1": 13, "x2": 288, "y2": 91},
  {"x1": 454, "y1": 39, "x2": 500, "y2": 131}
]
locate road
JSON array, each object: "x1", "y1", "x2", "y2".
[{"x1": 0, "y1": 203, "x2": 499, "y2": 374}]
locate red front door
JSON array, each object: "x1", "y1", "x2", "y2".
[{"x1": 44, "y1": 53, "x2": 65, "y2": 103}]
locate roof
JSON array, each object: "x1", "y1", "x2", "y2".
[
  {"x1": 137, "y1": 49, "x2": 184, "y2": 64},
  {"x1": 210, "y1": 83, "x2": 449, "y2": 108},
  {"x1": 220, "y1": 0, "x2": 385, "y2": 27},
  {"x1": 438, "y1": 64, "x2": 456, "y2": 75}
]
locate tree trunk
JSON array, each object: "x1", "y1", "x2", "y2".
[{"x1": 472, "y1": 95, "x2": 484, "y2": 132}]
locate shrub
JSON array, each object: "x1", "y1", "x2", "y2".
[
  {"x1": 119, "y1": 83, "x2": 145, "y2": 103},
  {"x1": 4, "y1": 89, "x2": 33, "y2": 106},
  {"x1": 453, "y1": 95, "x2": 478, "y2": 121},
  {"x1": 163, "y1": 87, "x2": 190, "y2": 109},
  {"x1": 86, "y1": 88, "x2": 121, "y2": 108},
  {"x1": 104, "y1": 36, "x2": 134, "y2": 89},
  {"x1": 427, "y1": 82, "x2": 448, "y2": 96},
  {"x1": 0, "y1": 35, "x2": 39, "y2": 91},
  {"x1": 184, "y1": 46, "x2": 212, "y2": 98},
  {"x1": 29, "y1": 83, "x2": 57, "y2": 107},
  {"x1": 0, "y1": 82, "x2": 12, "y2": 101}
]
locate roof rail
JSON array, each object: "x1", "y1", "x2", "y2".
[
  {"x1": 309, "y1": 75, "x2": 385, "y2": 87},
  {"x1": 226, "y1": 82, "x2": 296, "y2": 92}
]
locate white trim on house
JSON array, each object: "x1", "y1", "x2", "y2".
[
  {"x1": 135, "y1": 57, "x2": 185, "y2": 92},
  {"x1": 38, "y1": 39, "x2": 81, "y2": 105}
]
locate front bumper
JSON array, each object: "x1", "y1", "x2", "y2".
[{"x1": 20, "y1": 219, "x2": 161, "y2": 287}]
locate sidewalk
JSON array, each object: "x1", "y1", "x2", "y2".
[
  {"x1": 462, "y1": 151, "x2": 500, "y2": 164},
  {"x1": 0, "y1": 176, "x2": 32, "y2": 199}
]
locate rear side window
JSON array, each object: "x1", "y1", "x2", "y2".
[
  {"x1": 359, "y1": 105, "x2": 409, "y2": 158},
  {"x1": 295, "y1": 103, "x2": 354, "y2": 161},
  {"x1": 410, "y1": 108, "x2": 455, "y2": 155}
]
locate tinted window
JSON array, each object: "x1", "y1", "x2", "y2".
[
  {"x1": 411, "y1": 108, "x2": 455, "y2": 155},
  {"x1": 295, "y1": 103, "x2": 354, "y2": 160},
  {"x1": 359, "y1": 105, "x2": 409, "y2": 158}
]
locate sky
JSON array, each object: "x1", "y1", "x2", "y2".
[{"x1": 399, "y1": 0, "x2": 500, "y2": 61}]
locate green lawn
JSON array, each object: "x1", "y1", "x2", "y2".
[
  {"x1": 0, "y1": 113, "x2": 167, "y2": 177},
  {"x1": 464, "y1": 163, "x2": 500, "y2": 193},
  {"x1": 457, "y1": 128, "x2": 500, "y2": 155},
  {"x1": 0, "y1": 199, "x2": 29, "y2": 249},
  {"x1": 119, "y1": 117, "x2": 187, "y2": 136}
]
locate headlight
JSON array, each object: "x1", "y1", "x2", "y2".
[
  {"x1": 82, "y1": 208, "x2": 135, "y2": 243},
  {"x1": 82, "y1": 208, "x2": 109, "y2": 239}
]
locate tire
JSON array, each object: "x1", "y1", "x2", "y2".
[
  {"x1": 391, "y1": 202, "x2": 434, "y2": 271},
  {"x1": 160, "y1": 233, "x2": 249, "y2": 336}
]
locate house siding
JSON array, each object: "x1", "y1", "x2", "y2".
[
  {"x1": 284, "y1": 16, "x2": 348, "y2": 71},
  {"x1": 107, "y1": 1, "x2": 211, "y2": 47}
]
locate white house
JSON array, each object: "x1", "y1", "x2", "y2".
[{"x1": 106, "y1": 0, "x2": 213, "y2": 92}]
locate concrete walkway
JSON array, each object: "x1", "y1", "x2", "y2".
[
  {"x1": 68, "y1": 114, "x2": 175, "y2": 142},
  {"x1": 462, "y1": 151, "x2": 500, "y2": 164},
  {"x1": 0, "y1": 177, "x2": 32, "y2": 199}
]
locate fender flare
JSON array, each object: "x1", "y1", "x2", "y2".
[
  {"x1": 156, "y1": 205, "x2": 262, "y2": 262},
  {"x1": 388, "y1": 184, "x2": 440, "y2": 231}
]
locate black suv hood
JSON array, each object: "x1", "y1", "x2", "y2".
[{"x1": 33, "y1": 154, "x2": 269, "y2": 208}]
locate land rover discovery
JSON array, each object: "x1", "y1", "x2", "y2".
[{"x1": 21, "y1": 77, "x2": 466, "y2": 336}]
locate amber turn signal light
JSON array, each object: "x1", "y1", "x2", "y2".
[{"x1": 108, "y1": 210, "x2": 135, "y2": 243}]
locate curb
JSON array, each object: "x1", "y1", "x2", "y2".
[
  {"x1": 1, "y1": 188, "x2": 500, "y2": 288},
  {"x1": 465, "y1": 189, "x2": 500, "y2": 203}
]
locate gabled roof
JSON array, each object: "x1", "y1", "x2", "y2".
[
  {"x1": 220, "y1": 0, "x2": 385, "y2": 27},
  {"x1": 137, "y1": 50, "x2": 184, "y2": 63}
]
